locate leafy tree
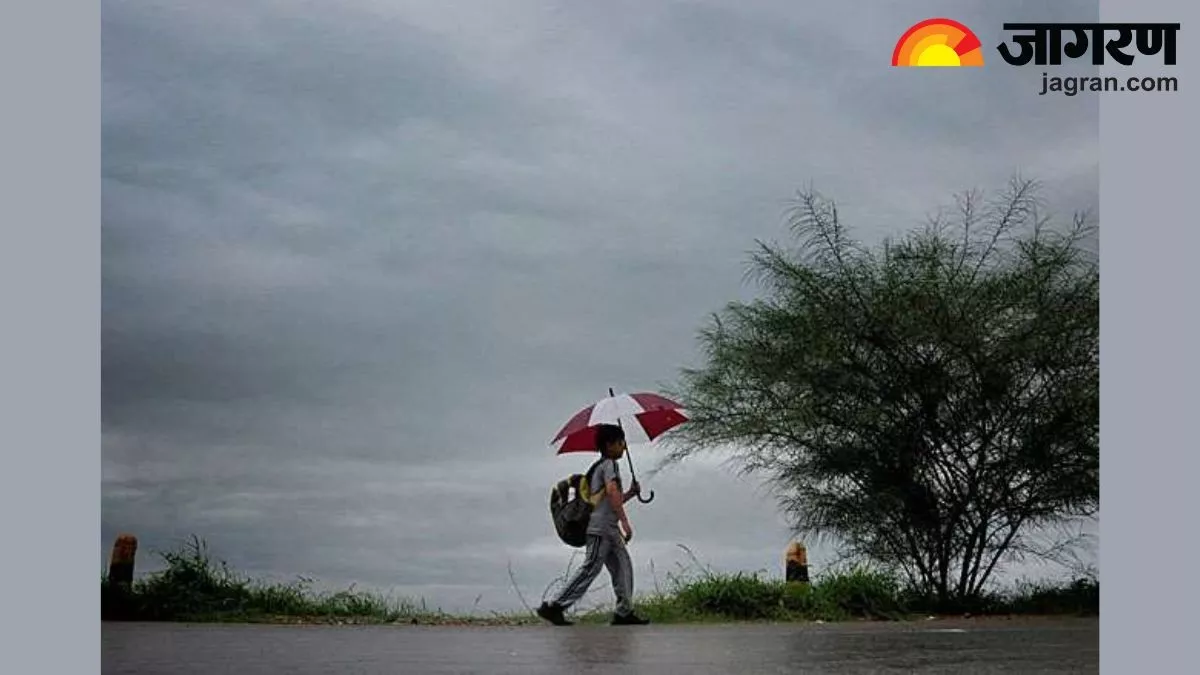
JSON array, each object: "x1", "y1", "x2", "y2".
[{"x1": 663, "y1": 178, "x2": 1098, "y2": 605}]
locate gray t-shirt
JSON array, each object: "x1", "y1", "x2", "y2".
[{"x1": 586, "y1": 458, "x2": 623, "y2": 536}]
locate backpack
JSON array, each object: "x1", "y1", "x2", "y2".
[{"x1": 549, "y1": 458, "x2": 608, "y2": 548}]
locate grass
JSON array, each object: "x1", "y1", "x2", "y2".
[
  {"x1": 102, "y1": 536, "x2": 536, "y2": 625},
  {"x1": 562, "y1": 545, "x2": 1097, "y2": 625},
  {"x1": 102, "y1": 537, "x2": 1098, "y2": 625}
]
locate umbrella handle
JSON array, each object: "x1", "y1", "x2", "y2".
[{"x1": 624, "y1": 443, "x2": 655, "y2": 504}]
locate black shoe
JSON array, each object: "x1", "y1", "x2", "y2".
[
  {"x1": 611, "y1": 612, "x2": 650, "y2": 626},
  {"x1": 537, "y1": 602, "x2": 573, "y2": 626}
]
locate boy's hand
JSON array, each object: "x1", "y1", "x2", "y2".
[
  {"x1": 623, "y1": 526, "x2": 634, "y2": 543},
  {"x1": 621, "y1": 480, "x2": 641, "y2": 503}
]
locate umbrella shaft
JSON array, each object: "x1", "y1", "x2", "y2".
[{"x1": 610, "y1": 387, "x2": 638, "y2": 480}]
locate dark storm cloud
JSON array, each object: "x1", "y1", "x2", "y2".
[{"x1": 103, "y1": 0, "x2": 1099, "y2": 612}]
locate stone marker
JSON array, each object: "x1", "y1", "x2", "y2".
[
  {"x1": 785, "y1": 541, "x2": 809, "y2": 584},
  {"x1": 109, "y1": 533, "x2": 138, "y2": 585}
]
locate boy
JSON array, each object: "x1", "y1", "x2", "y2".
[{"x1": 537, "y1": 423, "x2": 650, "y2": 626}]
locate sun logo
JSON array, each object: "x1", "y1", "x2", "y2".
[{"x1": 891, "y1": 18, "x2": 984, "y2": 67}]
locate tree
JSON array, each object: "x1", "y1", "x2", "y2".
[{"x1": 663, "y1": 177, "x2": 1098, "y2": 605}]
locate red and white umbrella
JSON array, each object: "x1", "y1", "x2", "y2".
[
  {"x1": 550, "y1": 389, "x2": 689, "y2": 505},
  {"x1": 551, "y1": 390, "x2": 688, "y2": 454}
]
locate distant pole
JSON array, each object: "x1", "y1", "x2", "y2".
[
  {"x1": 109, "y1": 534, "x2": 138, "y2": 586},
  {"x1": 785, "y1": 541, "x2": 809, "y2": 584}
]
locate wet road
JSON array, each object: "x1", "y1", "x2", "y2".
[{"x1": 102, "y1": 617, "x2": 1097, "y2": 674}]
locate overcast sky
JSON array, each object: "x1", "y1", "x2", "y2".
[{"x1": 102, "y1": 0, "x2": 1098, "y2": 614}]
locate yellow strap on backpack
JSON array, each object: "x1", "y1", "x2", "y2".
[{"x1": 578, "y1": 459, "x2": 609, "y2": 507}]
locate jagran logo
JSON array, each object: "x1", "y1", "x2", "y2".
[{"x1": 892, "y1": 18, "x2": 1180, "y2": 67}]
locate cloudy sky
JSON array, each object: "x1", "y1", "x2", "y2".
[{"x1": 102, "y1": 0, "x2": 1098, "y2": 614}]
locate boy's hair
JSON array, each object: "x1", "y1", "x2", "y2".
[{"x1": 594, "y1": 424, "x2": 625, "y2": 455}]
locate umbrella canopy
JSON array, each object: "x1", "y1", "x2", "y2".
[{"x1": 551, "y1": 391, "x2": 688, "y2": 455}]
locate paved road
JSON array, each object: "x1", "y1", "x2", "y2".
[{"x1": 102, "y1": 617, "x2": 1097, "y2": 674}]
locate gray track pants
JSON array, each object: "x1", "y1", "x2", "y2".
[{"x1": 552, "y1": 532, "x2": 633, "y2": 616}]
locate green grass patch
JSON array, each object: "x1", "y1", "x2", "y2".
[
  {"x1": 101, "y1": 536, "x2": 532, "y2": 625},
  {"x1": 571, "y1": 553, "x2": 909, "y2": 624},
  {"x1": 568, "y1": 546, "x2": 1097, "y2": 624}
]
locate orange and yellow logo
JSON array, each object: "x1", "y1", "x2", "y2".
[{"x1": 892, "y1": 18, "x2": 984, "y2": 67}]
